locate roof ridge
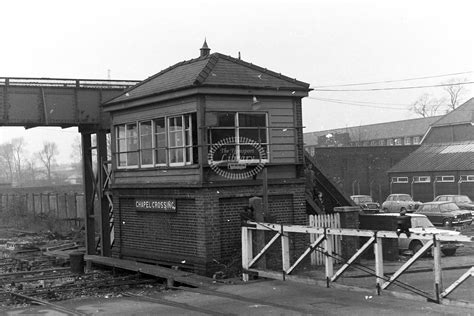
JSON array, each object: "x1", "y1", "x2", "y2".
[
  {"x1": 431, "y1": 97, "x2": 474, "y2": 126},
  {"x1": 193, "y1": 53, "x2": 219, "y2": 85},
  {"x1": 214, "y1": 53, "x2": 310, "y2": 89},
  {"x1": 106, "y1": 55, "x2": 210, "y2": 104}
]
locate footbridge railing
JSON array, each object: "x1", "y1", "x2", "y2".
[{"x1": 242, "y1": 222, "x2": 474, "y2": 304}]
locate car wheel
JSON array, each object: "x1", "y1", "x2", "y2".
[
  {"x1": 400, "y1": 207, "x2": 407, "y2": 213},
  {"x1": 381, "y1": 208, "x2": 388, "y2": 213},
  {"x1": 441, "y1": 249, "x2": 456, "y2": 256},
  {"x1": 443, "y1": 219, "x2": 452, "y2": 227},
  {"x1": 409, "y1": 241, "x2": 423, "y2": 256}
]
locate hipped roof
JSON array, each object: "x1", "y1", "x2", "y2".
[{"x1": 105, "y1": 53, "x2": 310, "y2": 106}]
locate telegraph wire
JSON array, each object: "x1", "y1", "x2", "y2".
[
  {"x1": 314, "y1": 96, "x2": 411, "y2": 106},
  {"x1": 308, "y1": 96, "x2": 409, "y2": 111},
  {"x1": 311, "y1": 71, "x2": 473, "y2": 88},
  {"x1": 312, "y1": 81, "x2": 474, "y2": 92}
]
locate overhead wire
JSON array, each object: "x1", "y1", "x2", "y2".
[
  {"x1": 311, "y1": 71, "x2": 473, "y2": 88},
  {"x1": 312, "y1": 81, "x2": 474, "y2": 92},
  {"x1": 308, "y1": 96, "x2": 410, "y2": 110}
]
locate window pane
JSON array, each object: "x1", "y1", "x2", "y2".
[
  {"x1": 154, "y1": 118, "x2": 165, "y2": 133},
  {"x1": 209, "y1": 129, "x2": 235, "y2": 143},
  {"x1": 217, "y1": 113, "x2": 235, "y2": 127},
  {"x1": 239, "y1": 113, "x2": 266, "y2": 127},
  {"x1": 170, "y1": 148, "x2": 184, "y2": 163},
  {"x1": 127, "y1": 152, "x2": 138, "y2": 166},
  {"x1": 118, "y1": 139, "x2": 127, "y2": 153},
  {"x1": 126, "y1": 124, "x2": 137, "y2": 138},
  {"x1": 169, "y1": 131, "x2": 183, "y2": 147},
  {"x1": 155, "y1": 149, "x2": 166, "y2": 164},
  {"x1": 239, "y1": 144, "x2": 264, "y2": 160},
  {"x1": 240, "y1": 128, "x2": 267, "y2": 143},
  {"x1": 118, "y1": 153, "x2": 127, "y2": 166},
  {"x1": 117, "y1": 125, "x2": 126, "y2": 138},
  {"x1": 141, "y1": 149, "x2": 153, "y2": 165},
  {"x1": 169, "y1": 116, "x2": 182, "y2": 131}
]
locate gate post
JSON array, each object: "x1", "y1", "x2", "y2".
[
  {"x1": 374, "y1": 235, "x2": 384, "y2": 295},
  {"x1": 324, "y1": 229, "x2": 333, "y2": 286},
  {"x1": 241, "y1": 226, "x2": 253, "y2": 282},
  {"x1": 433, "y1": 235, "x2": 442, "y2": 302}
]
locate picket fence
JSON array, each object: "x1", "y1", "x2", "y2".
[{"x1": 308, "y1": 213, "x2": 341, "y2": 265}]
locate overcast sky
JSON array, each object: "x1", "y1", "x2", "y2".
[{"x1": 0, "y1": 0, "x2": 473, "y2": 163}]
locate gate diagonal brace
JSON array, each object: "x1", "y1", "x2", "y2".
[
  {"x1": 286, "y1": 234, "x2": 326, "y2": 275},
  {"x1": 331, "y1": 236, "x2": 376, "y2": 282},
  {"x1": 382, "y1": 239, "x2": 433, "y2": 290},
  {"x1": 441, "y1": 266, "x2": 474, "y2": 298},
  {"x1": 248, "y1": 231, "x2": 281, "y2": 269}
]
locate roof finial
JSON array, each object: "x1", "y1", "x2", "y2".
[{"x1": 200, "y1": 38, "x2": 210, "y2": 57}]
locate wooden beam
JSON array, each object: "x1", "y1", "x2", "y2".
[
  {"x1": 382, "y1": 239, "x2": 433, "y2": 290},
  {"x1": 331, "y1": 236, "x2": 375, "y2": 282},
  {"x1": 286, "y1": 234, "x2": 325, "y2": 275}
]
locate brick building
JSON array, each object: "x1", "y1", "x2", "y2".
[
  {"x1": 103, "y1": 42, "x2": 311, "y2": 275},
  {"x1": 388, "y1": 98, "x2": 474, "y2": 202}
]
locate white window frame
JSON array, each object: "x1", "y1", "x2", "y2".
[
  {"x1": 394, "y1": 138, "x2": 402, "y2": 146},
  {"x1": 460, "y1": 175, "x2": 474, "y2": 182},
  {"x1": 114, "y1": 113, "x2": 196, "y2": 169},
  {"x1": 208, "y1": 112, "x2": 269, "y2": 164},
  {"x1": 404, "y1": 137, "x2": 411, "y2": 145},
  {"x1": 413, "y1": 176, "x2": 431, "y2": 183},
  {"x1": 435, "y1": 175, "x2": 455, "y2": 183},
  {"x1": 413, "y1": 136, "x2": 421, "y2": 145},
  {"x1": 116, "y1": 122, "x2": 139, "y2": 169},
  {"x1": 392, "y1": 177, "x2": 408, "y2": 183},
  {"x1": 387, "y1": 139, "x2": 394, "y2": 146}
]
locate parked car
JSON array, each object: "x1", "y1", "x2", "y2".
[
  {"x1": 415, "y1": 201, "x2": 472, "y2": 227},
  {"x1": 360, "y1": 213, "x2": 461, "y2": 256},
  {"x1": 381, "y1": 194, "x2": 422, "y2": 213},
  {"x1": 433, "y1": 195, "x2": 474, "y2": 217},
  {"x1": 350, "y1": 195, "x2": 380, "y2": 213}
]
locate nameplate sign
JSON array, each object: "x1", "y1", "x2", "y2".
[{"x1": 135, "y1": 199, "x2": 176, "y2": 212}]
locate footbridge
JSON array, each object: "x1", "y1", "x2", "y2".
[{"x1": 0, "y1": 76, "x2": 139, "y2": 257}]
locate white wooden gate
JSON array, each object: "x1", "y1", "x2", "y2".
[{"x1": 309, "y1": 214, "x2": 341, "y2": 265}]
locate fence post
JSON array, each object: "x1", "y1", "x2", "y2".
[
  {"x1": 281, "y1": 225, "x2": 290, "y2": 276},
  {"x1": 433, "y1": 235, "x2": 442, "y2": 303},
  {"x1": 241, "y1": 226, "x2": 253, "y2": 282},
  {"x1": 324, "y1": 228, "x2": 333, "y2": 287},
  {"x1": 374, "y1": 235, "x2": 384, "y2": 295}
]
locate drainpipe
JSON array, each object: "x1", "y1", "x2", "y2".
[
  {"x1": 458, "y1": 176, "x2": 462, "y2": 195},
  {"x1": 411, "y1": 177, "x2": 415, "y2": 199},
  {"x1": 433, "y1": 177, "x2": 437, "y2": 200}
]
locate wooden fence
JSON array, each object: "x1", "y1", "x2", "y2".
[
  {"x1": 0, "y1": 192, "x2": 85, "y2": 226},
  {"x1": 309, "y1": 213, "x2": 341, "y2": 265}
]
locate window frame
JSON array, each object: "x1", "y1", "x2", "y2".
[
  {"x1": 435, "y1": 175, "x2": 455, "y2": 183},
  {"x1": 114, "y1": 112, "x2": 197, "y2": 169},
  {"x1": 413, "y1": 176, "x2": 431, "y2": 183},
  {"x1": 207, "y1": 111, "x2": 270, "y2": 164},
  {"x1": 392, "y1": 177, "x2": 408, "y2": 183},
  {"x1": 460, "y1": 175, "x2": 474, "y2": 182}
]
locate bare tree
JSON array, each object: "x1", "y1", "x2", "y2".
[
  {"x1": 0, "y1": 142, "x2": 14, "y2": 182},
  {"x1": 11, "y1": 138, "x2": 26, "y2": 182},
  {"x1": 410, "y1": 94, "x2": 444, "y2": 117},
  {"x1": 443, "y1": 78, "x2": 469, "y2": 111},
  {"x1": 37, "y1": 141, "x2": 59, "y2": 182}
]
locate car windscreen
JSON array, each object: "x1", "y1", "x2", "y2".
[
  {"x1": 411, "y1": 217, "x2": 435, "y2": 228},
  {"x1": 440, "y1": 203, "x2": 460, "y2": 212}
]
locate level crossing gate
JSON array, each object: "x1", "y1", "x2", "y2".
[{"x1": 242, "y1": 221, "x2": 474, "y2": 306}]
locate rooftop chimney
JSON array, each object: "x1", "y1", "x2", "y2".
[{"x1": 200, "y1": 39, "x2": 210, "y2": 57}]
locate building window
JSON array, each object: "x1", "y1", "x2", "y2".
[
  {"x1": 115, "y1": 113, "x2": 197, "y2": 169},
  {"x1": 435, "y1": 175, "x2": 455, "y2": 183},
  {"x1": 413, "y1": 136, "x2": 421, "y2": 145},
  {"x1": 387, "y1": 139, "x2": 394, "y2": 146},
  {"x1": 413, "y1": 176, "x2": 431, "y2": 183},
  {"x1": 392, "y1": 177, "x2": 408, "y2": 183},
  {"x1": 310, "y1": 147, "x2": 315, "y2": 156},
  {"x1": 370, "y1": 140, "x2": 377, "y2": 146},
  {"x1": 207, "y1": 112, "x2": 269, "y2": 163},
  {"x1": 116, "y1": 123, "x2": 139, "y2": 167},
  {"x1": 460, "y1": 175, "x2": 474, "y2": 182},
  {"x1": 404, "y1": 137, "x2": 411, "y2": 145},
  {"x1": 378, "y1": 139, "x2": 385, "y2": 146},
  {"x1": 394, "y1": 138, "x2": 402, "y2": 146}
]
